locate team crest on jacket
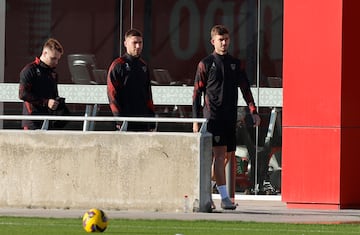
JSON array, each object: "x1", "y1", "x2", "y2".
[
  {"x1": 214, "y1": 136, "x2": 221, "y2": 143},
  {"x1": 125, "y1": 63, "x2": 131, "y2": 71},
  {"x1": 36, "y1": 68, "x2": 41, "y2": 77},
  {"x1": 231, "y1": 64, "x2": 236, "y2": 70},
  {"x1": 142, "y1": 66, "x2": 147, "y2": 73}
]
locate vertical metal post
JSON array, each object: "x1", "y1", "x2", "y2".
[
  {"x1": 119, "y1": 0, "x2": 123, "y2": 56},
  {"x1": 226, "y1": 152, "x2": 236, "y2": 202},
  {"x1": 0, "y1": 0, "x2": 5, "y2": 129},
  {"x1": 130, "y1": 0, "x2": 134, "y2": 28},
  {"x1": 254, "y1": 0, "x2": 261, "y2": 194},
  {"x1": 83, "y1": 105, "x2": 92, "y2": 131}
]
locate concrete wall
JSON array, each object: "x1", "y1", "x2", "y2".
[{"x1": 0, "y1": 130, "x2": 212, "y2": 212}]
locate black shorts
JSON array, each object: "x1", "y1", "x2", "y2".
[{"x1": 207, "y1": 119, "x2": 236, "y2": 152}]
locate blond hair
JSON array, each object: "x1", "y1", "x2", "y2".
[
  {"x1": 43, "y1": 38, "x2": 64, "y2": 55},
  {"x1": 210, "y1": 25, "x2": 229, "y2": 39}
]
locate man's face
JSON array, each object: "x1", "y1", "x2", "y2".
[
  {"x1": 42, "y1": 48, "x2": 62, "y2": 68},
  {"x1": 211, "y1": 34, "x2": 230, "y2": 55},
  {"x1": 124, "y1": 35, "x2": 143, "y2": 57}
]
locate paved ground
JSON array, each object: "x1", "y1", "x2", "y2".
[{"x1": 1, "y1": 195, "x2": 360, "y2": 224}]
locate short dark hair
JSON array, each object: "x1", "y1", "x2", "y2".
[
  {"x1": 210, "y1": 25, "x2": 229, "y2": 38},
  {"x1": 125, "y1": 28, "x2": 143, "y2": 38},
  {"x1": 43, "y1": 38, "x2": 64, "y2": 54}
]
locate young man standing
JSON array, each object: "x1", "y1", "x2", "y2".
[
  {"x1": 107, "y1": 29, "x2": 155, "y2": 131},
  {"x1": 192, "y1": 25, "x2": 261, "y2": 210},
  {"x1": 19, "y1": 38, "x2": 64, "y2": 130}
]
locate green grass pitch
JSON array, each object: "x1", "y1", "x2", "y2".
[{"x1": 0, "y1": 216, "x2": 359, "y2": 235}]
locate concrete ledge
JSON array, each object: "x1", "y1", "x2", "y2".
[{"x1": 0, "y1": 130, "x2": 212, "y2": 212}]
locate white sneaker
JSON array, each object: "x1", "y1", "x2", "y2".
[{"x1": 221, "y1": 197, "x2": 236, "y2": 210}]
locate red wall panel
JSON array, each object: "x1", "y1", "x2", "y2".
[
  {"x1": 283, "y1": 0, "x2": 342, "y2": 127},
  {"x1": 282, "y1": 128, "x2": 340, "y2": 205},
  {"x1": 283, "y1": 0, "x2": 360, "y2": 209}
]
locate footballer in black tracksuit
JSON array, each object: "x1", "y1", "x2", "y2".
[
  {"x1": 192, "y1": 52, "x2": 258, "y2": 152},
  {"x1": 107, "y1": 53, "x2": 155, "y2": 131},
  {"x1": 19, "y1": 57, "x2": 59, "y2": 130}
]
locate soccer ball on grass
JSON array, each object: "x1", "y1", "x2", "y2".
[{"x1": 82, "y1": 208, "x2": 109, "y2": 233}]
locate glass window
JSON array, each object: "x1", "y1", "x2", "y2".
[{"x1": 3, "y1": 0, "x2": 283, "y2": 196}]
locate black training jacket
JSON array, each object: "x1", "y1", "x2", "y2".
[
  {"x1": 19, "y1": 57, "x2": 59, "y2": 129},
  {"x1": 192, "y1": 52, "x2": 257, "y2": 121}
]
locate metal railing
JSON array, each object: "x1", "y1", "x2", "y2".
[
  {"x1": 0, "y1": 115, "x2": 207, "y2": 133},
  {"x1": 0, "y1": 83, "x2": 281, "y2": 133}
]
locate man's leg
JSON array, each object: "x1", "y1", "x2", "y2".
[
  {"x1": 213, "y1": 146, "x2": 236, "y2": 210},
  {"x1": 213, "y1": 146, "x2": 226, "y2": 185}
]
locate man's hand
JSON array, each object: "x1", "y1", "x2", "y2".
[
  {"x1": 193, "y1": 122, "x2": 199, "y2": 133},
  {"x1": 251, "y1": 113, "x2": 261, "y2": 127},
  {"x1": 47, "y1": 98, "x2": 59, "y2": 110}
]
